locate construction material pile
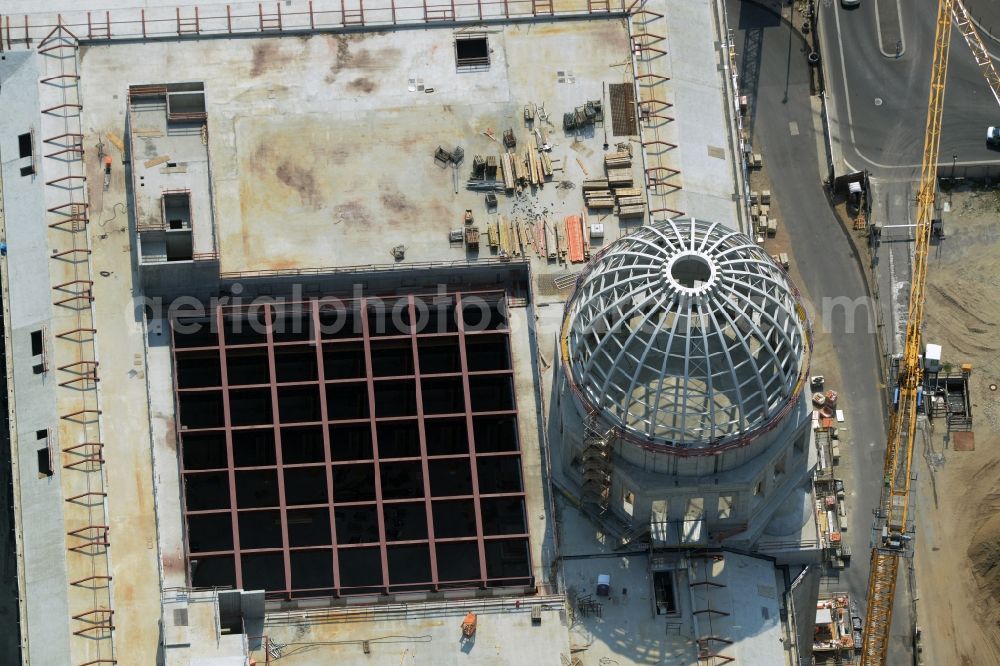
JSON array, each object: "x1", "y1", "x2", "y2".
[{"x1": 581, "y1": 144, "x2": 645, "y2": 218}]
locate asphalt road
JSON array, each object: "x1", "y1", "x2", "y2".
[
  {"x1": 727, "y1": 1, "x2": 907, "y2": 662},
  {"x1": 964, "y1": 0, "x2": 1000, "y2": 41},
  {"x1": 818, "y1": 0, "x2": 1000, "y2": 175},
  {"x1": 810, "y1": 1, "x2": 999, "y2": 663}
]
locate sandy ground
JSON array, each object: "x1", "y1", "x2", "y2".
[{"x1": 913, "y1": 187, "x2": 1000, "y2": 666}]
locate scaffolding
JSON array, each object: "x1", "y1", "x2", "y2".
[
  {"x1": 38, "y1": 19, "x2": 116, "y2": 665},
  {"x1": 628, "y1": 3, "x2": 685, "y2": 221},
  {"x1": 579, "y1": 417, "x2": 613, "y2": 513},
  {"x1": 689, "y1": 553, "x2": 735, "y2": 665}
]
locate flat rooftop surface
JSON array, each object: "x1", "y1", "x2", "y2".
[
  {"x1": 79, "y1": 21, "x2": 635, "y2": 273},
  {"x1": 2, "y1": 1, "x2": 746, "y2": 661},
  {"x1": 251, "y1": 598, "x2": 570, "y2": 664},
  {"x1": 557, "y1": 497, "x2": 788, "y2": 666}
]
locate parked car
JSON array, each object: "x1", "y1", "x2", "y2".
[{"x1": 988, "y1": 126, "x2": 1000, "y2": 147}]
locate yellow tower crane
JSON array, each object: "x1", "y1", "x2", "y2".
[{"x1": 859, "y1": 0, "x2": 1000, "y2": 663}]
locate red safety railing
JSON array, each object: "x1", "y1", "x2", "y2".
[{"x1": 1, "y1": 0, "x2": 637, "y2": 52}]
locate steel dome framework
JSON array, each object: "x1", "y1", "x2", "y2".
[{"x1": 564, "y1": 218, "x2": 807, "y2": 448}]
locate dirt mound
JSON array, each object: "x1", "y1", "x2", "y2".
[{"x1": 968, "y1": 512, "x2": 1000, "y2": 607}]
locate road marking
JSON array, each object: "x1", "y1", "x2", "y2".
[
  {"x1": 789, "y1": 121, "x2": 800, "y2": 136},
  {"x1": 873, "y1": 0, "x2": 906, "y2": 58},
  {"x1": 829, "y1": 4, "x2": 996, "y2": 172}
]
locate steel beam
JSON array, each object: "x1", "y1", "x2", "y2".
[
  {"x1": 212, "y1": 308, "x2": 244, "y2": 589},
  {"x1": 264, "y1": 303, "x2": 294, "y2": 597}
]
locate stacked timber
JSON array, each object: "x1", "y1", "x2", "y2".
[
  {"x1": 604, "y1": 151, "x2": 631, "y2": 169},
  {"x1": 499, "y1": 153, "x2": 516, "y2": 191},
  {"x1": 617, "y1": 199, "x2": 646, "y2": 218},
  {"x1": 613, "y1": 187, "x2": 643, "y2": 200},
  {"x1": 506, "y1": 217, "x2": 521, "y2": 256},
  {"x1": 555, "y1": 219, "x2": 567, "y2": 259},
  {"x1": 498, "y1": 215, "x2": 513, "y2": 255},
  {"x1": 540, "y1": 152, "x2": 554, "y2": 178},
  {"x1": 617, "y1": 205, "x2": 646, "y2": 218},
  {"x1": 526, "y1": 136, "x2": 545, "y2": 186},
  {"x1": 513, "y1": 154, "x2": 528, "y2": 184},
  {"x1": 534, "y1": 220, "x2": 547, "y2": 258},
  {"x1": 517, "y1": 218, "x2": 532, "y2": 251},
  {"x1": 544, "y1": 221, "x2": 557, "y2": 259},
  {"x1": 607, "y1": 168, "x2": 633, "y2": 187},
  {"x1": 582, "y1": 178, "x2": 610, "y2": 191},
  {"x1": 584, "y1": 189, "x2": 614, "y2": 209},
  {"x1": 613, "y1": 187, "x2": 645, "y2": 217},
  {"x1": 487, "y1": 221, "x2": 500, "y2": 249},
  {"x1": 616, "y1": 195, "x2": 645, "y2": 208}
]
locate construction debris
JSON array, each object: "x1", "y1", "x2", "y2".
[
  {"x1": 105, "y1": 130, "x2": 125, "y2": 153},
  {"x1": 563, "y1": 99, "x2": 604, "y2": 130},
  {"x1": 144, "y1": 155, "x2": 171, "y2": 169},
  {"x1": 503, "y1": 128, "x2": 516, "y2": 149}
]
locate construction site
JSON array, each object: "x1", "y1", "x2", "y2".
[{"x1": 2, "y1": 0, "x2": 984, "y2": 665}]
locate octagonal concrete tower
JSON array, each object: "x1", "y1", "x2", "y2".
[{"x1": 556, "y1": 218, "x2": 812, "y2": 547}]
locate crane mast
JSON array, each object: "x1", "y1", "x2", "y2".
[{"x1": 859, "y1": 0, "x2": 952, "y2": 663}]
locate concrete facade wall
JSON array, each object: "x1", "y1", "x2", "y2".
[
  {"x1": 0, "y1": 51, "x2": 73, "y2": 666},
  {"x1": 140, "y1": 260, "x2": 530, "y2": 306},
  {"x1": 555, "y1": 350, "x2": 813, "y2": 547},
  {"x1": 788, "y1": 565, "x2": 821, "y2": 665}
]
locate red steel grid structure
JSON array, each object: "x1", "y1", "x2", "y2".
[{"x1": 173, "y1": 291, "x2": 533, "y2": 600}]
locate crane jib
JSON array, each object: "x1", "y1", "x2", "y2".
[{"x1": 858, "y1": 0, "x2": 976, "y2": 664}]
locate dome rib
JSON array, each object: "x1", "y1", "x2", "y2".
[{"x1": 564, "y1": 218, "x2": 806, "y2": 448}]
